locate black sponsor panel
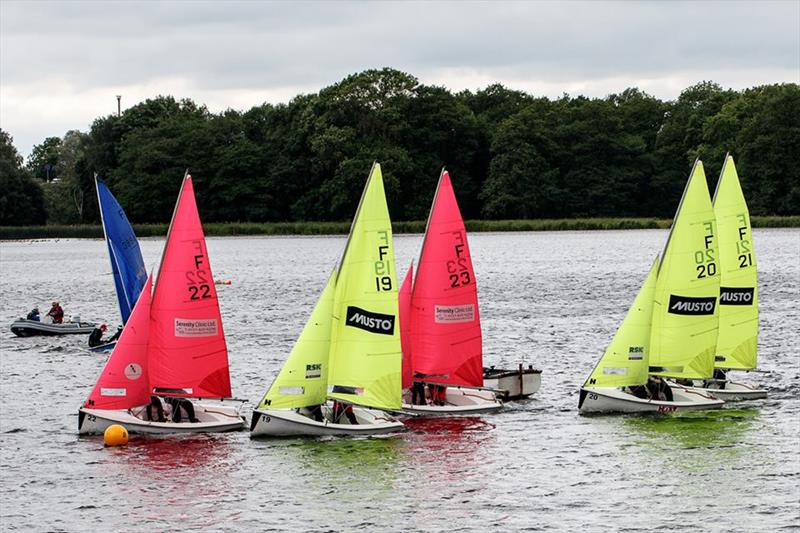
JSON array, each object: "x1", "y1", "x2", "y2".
[
  {"x1": 719, "y1": 287, "x2": 754, "y2": 306},
  {"x1": 667, "y1": 295, "x2": 716, "y2": 316},
  {"x1": 345, "y1": 306, "x2": 395, "y2": 335}
]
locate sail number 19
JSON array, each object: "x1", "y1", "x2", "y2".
[{"x1": 374, "y1": 230, "x2": 393, "y2": 292}]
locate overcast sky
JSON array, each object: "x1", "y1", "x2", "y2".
[{"x1": 1, "y1": 0, "x2": 798, "y2": 158}]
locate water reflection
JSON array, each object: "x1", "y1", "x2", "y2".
[{"x1": 623, "y1": 408, "x2": 759, "y2": 451}]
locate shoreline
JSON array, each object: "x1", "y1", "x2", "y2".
[{"x1": 1, "y1": 216, "x2": 797, "y2": 240}]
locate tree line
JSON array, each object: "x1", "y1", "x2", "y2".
[{"x1": 1, "y1": 68, "x2": 798, "y2": 226}]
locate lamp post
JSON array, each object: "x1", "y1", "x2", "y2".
[{"x1": 116, "y1": 95, "x2": 121, "y2": 117}]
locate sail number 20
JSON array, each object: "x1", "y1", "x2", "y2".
[
  {"x1": 695, "y1": 221, "x2": 717, "y2": 279},
  {"x1": 374, "y1": 230, "x2": 392, "y2": 292}
]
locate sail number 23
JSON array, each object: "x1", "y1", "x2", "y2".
[
  {"x1": 374, "y1": 230, "x2": 392, "y2": 292},
  {"x1": 695, "y1": 221, "x2": 717, "y2": 279},
  {"x1": 447, "y1": 231, "x2": 471, "y2": 288}
]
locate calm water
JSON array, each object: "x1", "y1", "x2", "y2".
[{"x1": 1, "y1": 230, "x2": 798, "y2": 532}]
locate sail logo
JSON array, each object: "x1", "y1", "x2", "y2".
[
  {"x1": 435, "y1": 304, "x2": 475, "y2": 323},
  {"x1": 305, "y1": 364, "x2": 322, "y2": 379},
  {"x1": 668, "y1": 295, "x2": 716, "y2": 315},
  {"x1": 719, "y1": 287, "x2": 754, "y2": 306},
  {"x1": 345, "y1": 306, "x2": 395, "y2": 335},
  {"x1": 174, "y1": 318, "x2": 218, "y2": 337},
  {"x1": 628, "y1": 346, "x2": 644, "y2": 360}
]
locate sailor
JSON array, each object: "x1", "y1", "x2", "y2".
[
  {"x1": 88, "y1": 324, "x2": 108, "y2": 347},
  {"x1": 332, "y1": 400, "x2": 358, "y2": 425},
  {"x1": 26, "y1": 307, "x2": 40, "y2": 321},
  {"x1": 411, "y1": 380, "x2": 427, "y2": 405},
  {"x1": 166, "y1": 397, "x2": 200, "y2": 423},
  {"x1": 46, "y1": 301, "x2": 64, "y2": 324},
  {"x1": 146, "y1": 396, "x2": 166, "y2": 422},
  {"x1": 435, "y1": 385, "x2": 448, "y2": 406},
  {"x1": 645, "y1": 376, "x2": 673, "y2": 402},
  {"x1": 308, "y1": 404, "x2": 324, "y2": 422}
]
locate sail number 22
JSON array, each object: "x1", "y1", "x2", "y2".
[
  {"x1": 374, "y1": 230, "x2": 393, "y2": 292},
  {"x1": 187, "y1": 240, "x2": 212, "y2": 300},
  {"x1": 695, "y1": 221, "x2": 717, "y2": 279}
]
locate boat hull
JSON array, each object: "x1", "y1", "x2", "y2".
[
  {"x1": 250, "y1": 406, "x2": 404, "y2": 437},
  {"x1": 578, "y1": 386, "x2": 725, "y2": 414},
  {"x1": 483, "y1": 366, "x2": 542, "y2": 400},
  {"x1": 89, "y1": 341, "x2": 116, "y2": 353},
  {"x1": 78, "y1": 402, "x2": 246, "y2": 435},
  {"x1": 11, "y1": 319, "x2": 96, "y2": 337},
  {"x1": 667, "y1": 379, "x2": 768, "y2": 401},
  {"x1": 401, "y1": 387, "x2": 503, "y2": 416}
]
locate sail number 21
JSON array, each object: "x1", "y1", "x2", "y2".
[
  {"x1": 695, "y1": 221, "x2": 717, "y2": 279},
  {"x1": 374, "y1": 230, "x2": 392, "y2": 292},
  {"x1": 735, "y1": 214, "x2": 753, "y2": 268}
]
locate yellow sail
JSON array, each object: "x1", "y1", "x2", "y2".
[
  {"x1": 650, "y1": 160, "x2": 721, "y2": 379},
  {"x1": 584, "y1": 257, "x2": 658, "y2": 389},
  {"x1": 327, "y1": 163, "x2": 402, "y2": 410},
  {"x1": 713, "y1": 155, "x2": 758, "y2": 369},
  {"x1": 256, "y1": 271, "x2": 336, "y2": 409}
]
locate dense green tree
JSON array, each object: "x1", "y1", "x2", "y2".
[
  {"x1": 26, "y1": 137, "x2": 62, "y2": 182},
  {"x1": 0, "y1": 130, "x2": 47, "y2": 224}
]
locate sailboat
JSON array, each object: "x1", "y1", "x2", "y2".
[
  {"x1": 669, "y1": 155, "x2": 767, "y2": 400},
  {"x1": 78, "y1": 173, "x2": 246, "y2": 434},
  {"x1": 89, "y1": 176, "x2": 148, "y2": 353},
  {"x1": 579, "y1": 160, "x2": 725, "y2": 413},
  {"x1": 400, "y1": 169, "x2": 503, "y2": 415},
  {"x1": 250, "y1": 163, "x2": 405, "y2": 437}
]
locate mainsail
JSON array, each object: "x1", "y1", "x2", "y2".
[
  {"x1": 649, "y1": 160, "x2": 721, "y2": 379},
  {"x1": 327, "y1": 163, "x2": 402, "y2": 410},
  {"x1": 149, "y1": 174, "x2": 232, "y2": 399},
  {"x1": 84, "y1": 276, "x2": 153, "y2": 410},
  {"x1": 96, "y1": 176, "x2": 147, "y2": 324},
  {"x1": 409, "y1": 170, "x2": 483, "y2": 387},
  {"x1": 713, "y1": 154, "x2": 758, "y2": 369},
  {"x1": 399, "y1": 263, "x2": 414, "y2": 389},
  {"x1": 584, "y1": 258, "x2": 658, "y2": 389},
  {"x1": 257, "y1": 272, "x2": 336, "y2": 409}
]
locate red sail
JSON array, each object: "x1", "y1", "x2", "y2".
[
  {"x1": 410, "y1": 171, "x2": 483, "y2": 387},
  {"x1": 85, "y1": 276, "x2": 153, "y2": 410},
  {"x1": 148, "y1": 175, "x2": 232, "y2": 398},
  {"x1": 399, "y1": 263, "x2": 414, "y2": 389}
]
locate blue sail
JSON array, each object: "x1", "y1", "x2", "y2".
[{"x1": 96, "y1": 177, "x2": 147, "y2": 324}]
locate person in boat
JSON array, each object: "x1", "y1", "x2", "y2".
[
  {"x1": 88, "y1": 324, "x2": 108, "y2": 347},
  {"x1": 146, "y1": 396, "x2": 167, "y2": 422},
  {"x1": 707, "y1": 368, "x2": 728, "y2": 389},
  {"x1": 307, "y1": 404, "x2": 324, "y2": 422},
  {"x1": 26, "y1": 307, "x2": 40, "y2": 321},
  {"x1": 435, "y1": 385, "x2": 447, "y2": 406},
  {"x1": 166, "y1": 397, "x2": 200, "y2": 423},
  {"x1": 411, "y1": 379, "x2": 427, "y2": 405},
  {"x1": 332, "y1": 400, "x2": 358, "y2": 425},
  {"x1": 645, "y1": 376, "x2": 674, "y2": 402},
  {"x1": 46, "y1": 301, "x2": 64, "y2": 324}
]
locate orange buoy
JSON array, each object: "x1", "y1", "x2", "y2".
[{"x1": 103, "y1": 424, "x2": 129, "y2": 447}]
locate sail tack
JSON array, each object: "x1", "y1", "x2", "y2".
[
  {"x1": 96, "y1": 177, "x2": 147, "y2": 324},
  {"x1": 713, "y1": 155, "x2": 758, "y2": 369},
  {"x1": 84, "y1": 276, "x2": 153, "y2": 410},
  {"x1": 257, "y1": 272, "x2": 336, "y2": 409},
  {"x1": 149, "y1": 175, "x2": 232, "y2": 399},
  {"x1": 409, "y1": 170, "x2": 483, "y2": 387},
  {"x1": 649, "y1": 161, "x2": 721, "y2": 379},
  {"x1": 327, "y1": 163, "x2": 402, "y2": 411},
  {"x1": 584, "y1": 258, "x2": 658, "y2": 389}
]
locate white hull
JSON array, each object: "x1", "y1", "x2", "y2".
[
  {"x1": 667, "y1": 379, "x2": 768, "y2": 401},
  {"x1": 89, "y1": 341, "x2": 116, "y2": 353},
  {"x1": 250, "y1": 406, "x2": 404, "y2": 437},
  {"x1": 401, "y1": 387, "x2": 503, "y2": 416},
  {"x1": 578, "y1": 386, "x2": 725, "y2": 414},
  {"x1": 483, "y1": 367, "x2": 542, "y2": 399},
  {"x1": 78, "y1": 401, "x2": 246, "y2": 435},
  {"x1": 11, "y1": 319, "x2": 96, "y2": 337}
]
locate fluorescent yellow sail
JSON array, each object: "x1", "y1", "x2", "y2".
[
  {"x1": 713, "y1": 155, "x2": 758, "y2": 369},
  {"x1": 650, "y1": 160, "x2": 721, "y2": 379},
  {"x1": 584, "y1": 257, "x2": 658, "y2": 389},
  {"x1": 327, "y1": 163, "x2": 402, "y2": 410},
  {"x1": 257, "y1": 271, "x2": 336, "y2": 409}
]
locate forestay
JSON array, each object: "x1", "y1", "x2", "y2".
[
  {"x1": 410, "y1": 170, "x2": 483, "y2": 387},
  {"x1": 584, "y1": 257, "x2": 658, "y2": 389},
  {"x1": 84, "y1": 276, "x2": 152, "y2": 410},
  {"x1": 149, "y1": 175, "x2": 232, "y2": 399},
  {"x1": 257, "y1": 272, "x2": 336, "y2": 409},
  {"x1": 649, "y1": 160, "x2": 721, "y2": 379},
  {"x1": 327, "y1": 163, "x2": 402, "y2": 411},
  {"x1": 713, "y1": 155, "x2": 758, "y2": 370},
  {"x1": 96, "y1": 176, "x2": 147, "y2": 324}
]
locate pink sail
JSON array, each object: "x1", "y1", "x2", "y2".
[
  {"x1": 410, "y1": 170, "x2": 483, "y2": 387},
  {"x1": 148, "y1": 175, "x2": 232, "y2": 399},
  {"x1": 399, "y1": 263, "x2": 414, "y2": 389},
  {"x1": 85, "y1": 276, "x2": 153, "y2": 410}
]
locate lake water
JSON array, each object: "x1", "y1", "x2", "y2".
[{"x1": 1, "y1": 229, "x2": 798, "y2": 532}]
